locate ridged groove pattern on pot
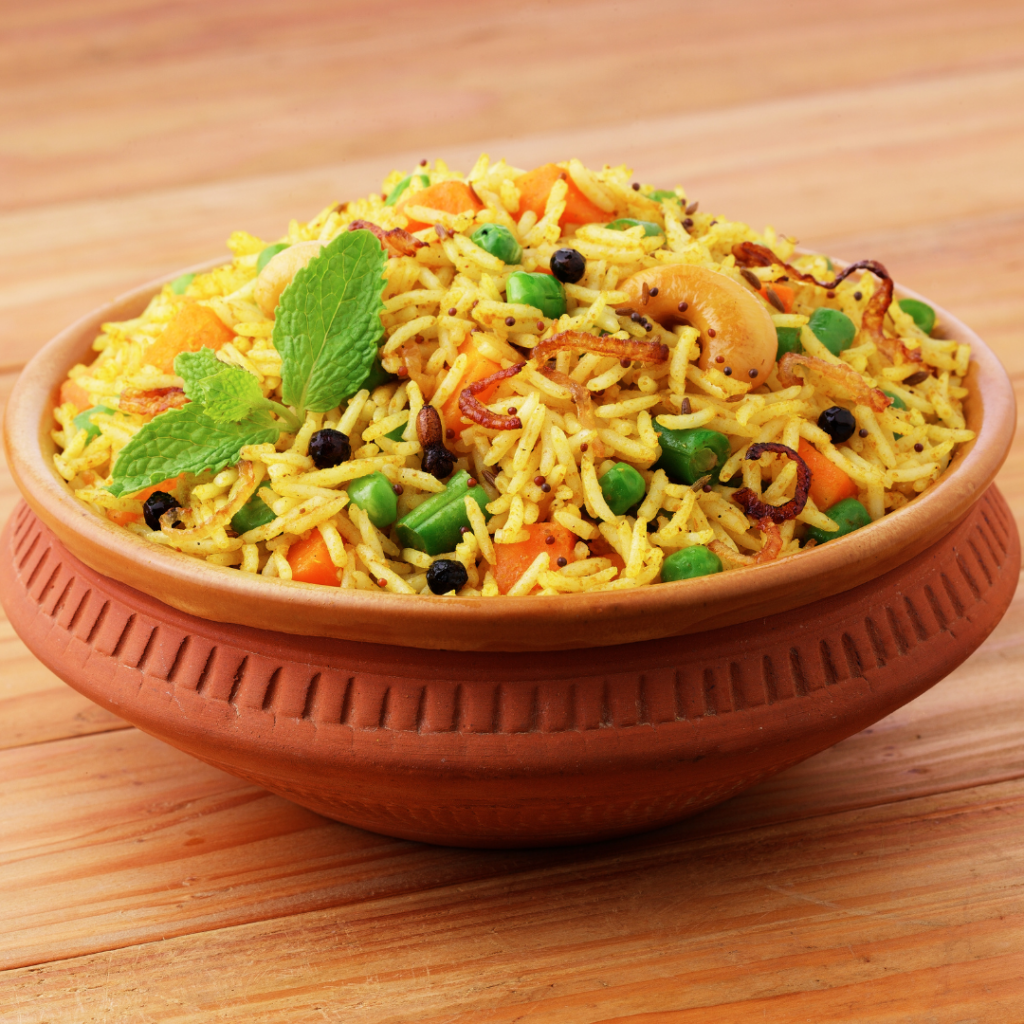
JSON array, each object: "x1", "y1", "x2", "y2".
[{"x1": 1, "y1": 489, "x2": 1018, "y2": 848}]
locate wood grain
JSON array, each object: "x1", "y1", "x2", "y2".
[
  {"x1": 5, "y1": 0, "x2": 1024, "y2": 212},
  {"x1": 2, "y1": 1, "x2": 1023, "y2": 1018},
  {"x1": 5, "y1": 780, "x2": 1023, "y2": 1022},
  {"x1": 5, "y1": 64, "x2": 1024, "y2": 372}
]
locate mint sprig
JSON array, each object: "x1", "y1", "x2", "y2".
[
  {"x1": 107, "y1": 228, "x2": 388, "y2": 498},
  {"x1": 274, "y1": 229, "x2": 387, "y2": 414},
  {"x1": 108, "y1": 403, "x2": 279, "y2": 497}
]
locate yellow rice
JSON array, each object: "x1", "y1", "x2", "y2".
[{"x1": 51, "y1": 156, "x2": 974, "y2": 596}]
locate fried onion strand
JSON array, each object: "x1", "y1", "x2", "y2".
[{"x1": 457, "y1": 363, "x2": 525, "y2": 430}]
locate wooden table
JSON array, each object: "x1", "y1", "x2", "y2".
[{"x1": 3, "y1": 3, "x2": 1024, "y2": 1019}]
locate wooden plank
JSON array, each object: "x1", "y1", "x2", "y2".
[
  {"x1": 0, "y1": 621, "x2": 127, "y2": 751},
  {"x1": 4, "y1": 778, "x2": 1022, "y2": 1022},
  {"x1": 3, "y1": 64, "x2": 1024, "y2": 370},
  {"x1": 2, "y1": 580, "x2": 1022, "y2": 971},
  {"x1": 5, "y1": 0, "x2": 1024, "y2": 212}
]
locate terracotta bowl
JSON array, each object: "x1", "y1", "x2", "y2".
[{"x1": 2, "y1": 266, "x2": 1019, "y2": 847}]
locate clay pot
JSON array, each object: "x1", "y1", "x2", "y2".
[
  {"x1": 1, "y1": 265, "x2": 1018, "y2": 846},
  {"x1": 3, "y1": 268, "x2": 1015, "y2": 651},
  {"x1": 3, "y1": 489, "x2": 1018, "y2": 847}
]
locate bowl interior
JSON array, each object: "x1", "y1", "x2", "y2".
[{"x1": 4, "y1": 258, "x2": 1016, "y2": 652}]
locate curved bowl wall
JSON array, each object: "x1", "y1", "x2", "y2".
[{"x1": 3, "y1": 487, "x2": 1017, "y2": 847}]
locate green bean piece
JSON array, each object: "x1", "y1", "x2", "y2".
[
  {"x1": 803, "y1": 497, "x2": 872, "y2": 546},
  {"x1": 385, "y1": 420, "x2": 408, "y2": 442},
  {"x1": 653, "y1": 422, "x2": 732, "y2": 485},
  {"x1": 648, "y1": 190, "x2": 679, "y2": 202},
  {"x1": 606, "y1": 218, "x2": 663, "y2": 237},
  {"x1": 384, "y1": 173, "x2": 430, "y2": 207},
  {"x1": 470, "y1": 223, "x2": 522, "y2": 264},
  {"x1": 72, "y1": 405, "x2": 115, "y2": 443},
  {"x1": 169, "y1": 273, "x2": 194, "y2": 295},
  {"x1": 362, "y1": 355, "x2": 396, "y2": 392},
  {"x1": 661, "y1": 545, "x2": 722, "y2": 582},
  {"x1": 256, "y1": 243, "x2": 289, "y2": 273},
  {"x1": 807, "y1": 308, "x2": 857, "y2": 356},
  {"x1": 230, "y1": 482, "x2": 276, "y2": 534},
  {"x1": 347, "y1": 472, "x2": 399, "y2": 529},
  {"x1": 775, "y1": 325, "x2": 802, "y2": 357},
  {"x1": 396, "y1": 470, "x2": 490, "y2": 555},
  {"x1": 898, "y1": 298, "x2": 936, "y2": 335},
  {"x1": 505, "y1": 271, "x2": 566, "y2": 319},
  {"x1": 599, "y1": 462, "x2": 647, "y2": 516}
]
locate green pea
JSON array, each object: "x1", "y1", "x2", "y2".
[
  {"x1": 505, "y1": 271, "x2": 566, "y2": 319},
  {"x1": 653, "y1": 422, "x2": 731, "y2": 485},
  {"x1": 470, "y1": 223, "x2": 522, "y2": 264},
  {"x1": 347, "y1": 472, "x2": 398, "y2": 529},
  {"x1": 803, "y1": 497, "x2": 872, "y2": 546},
  {"x1": 230, "y1": 482, "x2": 276, "y2": 534},
  {"x1": 776, "y1": 325, "x2": 802, "y2": 357},
  {"x1": 648, "y1": 190, "x2": 679, "y2": 203},
  {"x1": 169, "y1": 273, "x2": 194, "y2": 295},
  {"x1": 256, "y1": 243, "x2": 289, "y2": 273},
  {"x1": 661, "y1": 545, "x2": 722, "y2": 582},
  {"x1": 606, "y1": 218, "x2": 663, "y2": 237},
  {"x1": 599, "y1": 462, "x2": 647, "y2": 516},
  {"x1": 396, "y1": 470, "x2": 490, "y2": 555},
  {"x1": 72, "y1": 405, "x2": 115, "y2": 442},
  {"x1": 898, "y1": 298, "x2": 936, "y2": 335},
  {"x1": 808, "y1": 308, "x2": 857, "y2": 356},
  {"x1": 384, "y1": 173, "x2": 430, "y2": 207},
  {"x1": 881, "y1": 390, "x2": 907, "y2": 439},
  {"x1": 362, "y1": 355, "x2": 396, "y2": 392}
]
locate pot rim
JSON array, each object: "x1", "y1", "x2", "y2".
[{"x1": 4, "y1": 254, "x2": 1016, "y2": 651}]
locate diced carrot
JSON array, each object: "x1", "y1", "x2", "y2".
[
  {"x1": 493, "y1": 522, "x2": 577, "y2": 595},
  {"x1": 585, "y1": 531, "x2": 626, "y2": 573},
  {"x1": 440, "y1": 337, "x2": 501, "y2": 440},
  {"x1": 288, "y1": 528, "x2": 341, "y2": 587},
  {"x1": 107, "y1": 509, "x2": 141, "y2": 527},
  {"x1": 134, "y1": 475, "x2": 185, "y2": 501},
  {"x1": 144, "y1": 299, "x2": 235, "y2": 374},
  {"x1": 397, "y1": 180, "x2": 483, "y2": 232},
  {"x1": 798, "y1": 439, "x2": 858, "y2": 511},
  {"x1": 515, "y1": 164, "x2": 609, "y2": 228},
  {"x1": 59, "y1": 379, "x2": 92, "y2": 411},
  {"x1": 759, "y1": 282, "x2": 794, "y2": 313}
]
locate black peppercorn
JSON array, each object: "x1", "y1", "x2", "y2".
[
  {"x1": 550, "y1": 248, "x2": 586, "y2": 284},
  {"x1": 143, "y1": 491, "x2": 180, "y2": 532},
  {"x1": 309, "y1": 428, "x2": 351, "y2": 469},
  {"x1": 817, "y1": 406, "x2": 857, "y2": 443},
  {"x1": 426, "y1": 558, "x2": 469, "y2": 594}
]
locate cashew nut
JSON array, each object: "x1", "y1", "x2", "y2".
[
  {"x1": 253, "y1": 241, "x2": 325, "y2": 317},
  {"x1": 621, "y1": 264, "x2": 777, "y2": 386}
]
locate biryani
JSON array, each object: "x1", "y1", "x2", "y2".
[{"x1": 51, "y1": 156, "x2": 975, "y2": 597}]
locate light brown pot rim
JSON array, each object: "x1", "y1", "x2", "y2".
[{"x1": 4, "y1": 255, "x2": 1016, "y2": 651}]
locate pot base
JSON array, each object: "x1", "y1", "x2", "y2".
[{"x1": 2, "y1": 488, "x2": 1018, "y2": 848}]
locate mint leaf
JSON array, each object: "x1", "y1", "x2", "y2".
[
  {"x1": 175, "y1": 348, "x2": 266, "y2": 424},
  {"x1": 109, "y1": 402, "x2": 278, "y2": 497},
  {"x1": 175, "y1": 347, "x2": 223, "y2": 394},
  {"x1": 274, "y1": 229, "x2": 387, "y2": 414}
]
